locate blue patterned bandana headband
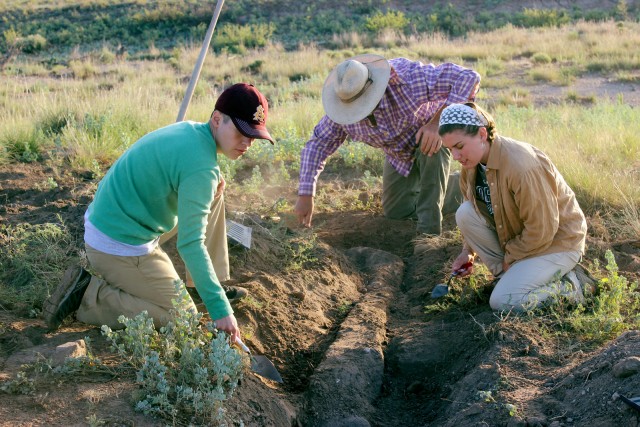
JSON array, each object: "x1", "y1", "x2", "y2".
[{"x1": 439, "y1": 104, "x2": 487, "y2": 127}]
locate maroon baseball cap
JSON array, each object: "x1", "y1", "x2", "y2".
[{"x1": 215, "y1": 83, "x2": 275, "y2": 144}]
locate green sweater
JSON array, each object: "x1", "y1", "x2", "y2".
[{"x1": 87, "y1": 121, "x2": 232, "y2": 319}]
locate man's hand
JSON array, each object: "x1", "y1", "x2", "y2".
[
  {"x1": 295, "y1": 195, "x2": 314, "y2": 227},
  {"x1": 215, "y1": 175, "x2": 226, "y2": 198},
  {"x1": 214, "y1": 313, "x2": 240, "y2": 343},
  {"x1": 415, "y1": 121, "x2": 442, "y2": 156}
]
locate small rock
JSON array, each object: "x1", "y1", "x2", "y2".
[
  {"x1": 612, "y1": 357, "x2": 640, "y2": 378},
  {"x1": 463, "y1": 403, "x2": 484, "y2": 416},
  {"x1": 291, "y1": 291, "x2": 306, "y2": 301},
  {"x1": 52, "y1": 339, "x2": 87, "y2": 366},
  {"x1": 549, "y1": 421, "x2": 562, "y2": 427},
  {"x1": 358, "y1": 192, "x2": 370, "y2": 204},
  {"x1": 612, "y1": 392, "x2": 620, "y2": 401}
]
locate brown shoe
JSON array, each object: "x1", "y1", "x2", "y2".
[
  {"x1": 223, "y1": 285, "x2": 248, "y2": 304},
  {"x1": 187, "y1": 285, "x2": 248, "y2": 305},
  {"x1": 43, "y1": 266, "x2": 91, "y2": 331},
  {"x1": 573, "y1": 263, "x2": 598, "y2": 296}
]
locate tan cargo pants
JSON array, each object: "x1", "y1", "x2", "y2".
[
  {"x1": 76, "y1": 195, "x2": 229, "y2": 329},
  {"x1": 455, "y1": 200, "x2": 582, "y2": 311}
]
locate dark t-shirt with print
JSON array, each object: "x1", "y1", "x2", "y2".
[{"x1": 475, "y1": 164, "x2": 496, "y2": 226}]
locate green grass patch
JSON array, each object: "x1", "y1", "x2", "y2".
[{"x1": 0, "y1": 221, "x2": 79, "y2": 313}]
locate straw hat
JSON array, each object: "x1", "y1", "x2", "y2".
[{"x1": 322, "y1": 54, "x2": 391, "y2": 125}]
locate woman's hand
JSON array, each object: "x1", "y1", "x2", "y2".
[{"x1": 452, "y1": 249, "x2": 475, "y2": 277}]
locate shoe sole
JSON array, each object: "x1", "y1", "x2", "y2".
[{"x1": 42, "y1": 266, "x2": 88, "y2": 331}]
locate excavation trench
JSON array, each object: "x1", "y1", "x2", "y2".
[{"x1": 301, "y1": 247, "x2": 404, "y2": 426}]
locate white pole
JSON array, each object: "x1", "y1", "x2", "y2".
[{"x1": 176, "y1": 0, "x2": 226, "y2": 122}]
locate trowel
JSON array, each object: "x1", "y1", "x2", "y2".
[
  {"x1": 620, "y1": 395, "x2": 640, "y2": 413},
  {"x1": 431, "y1": 262, "x2": 473, "y2": 299},
  {"x1": 235, "y1": 336, "x2": 283, "y2": 383}
]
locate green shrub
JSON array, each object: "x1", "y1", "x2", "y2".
[
  {"x1": 243, "y1": 59, "x2": 264, "y2": 75},
  {"x1": 565, "y1": 91, "x2": 596, "y2": 104},
  {"x1": 529, "y1": 67, "x2": 560, "y2": 83},
  {"x1": 69, "y1": 60, "x2": 98, "y2": 80},
  {"x1": 616, "y1": 0, "x2": 629, "y2": 21},
  {"x1": 212, "y1": 23, "x2": 275, "y2": 54},
  {"x1": 96, "y1": 46, "x2": 116, "y2": 64},
  {"x1": 567, "y1": 250, "x2": 640, "y2": 341},
  {"x1": 426, "y1": 4, "x2": 467, "y2": 37},
  {"x1": 20, "y1": 34, "x2": 47, "y2": 54},
  {"x1": 0, "y1": 128, "x2": 45, "y2": 162},
  {"x1": 514, "y1": 9, "x2": 571, "y2": 28},
  {"x1": 517, "y1": 250, "x2": 640, "y2": 348},
  {"x1": 364, "y1": 10, "x2": 408, "y2": 33},
  {"x1": 101, "y1": 285, "x2": 244, "y2": 425},
  {"x1": 531, "y1": 52, "x2": 552, "y2": 64},
  {"x1": 37, "y1": 110, "x2": 74, "y2": 136},
  {"x1": 289, "y1": 72, "x2": 310, "y2": 82}
]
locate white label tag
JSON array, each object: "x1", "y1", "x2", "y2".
[{"x1": 226, "y1": 220, "x2": 252, "y2": 249}]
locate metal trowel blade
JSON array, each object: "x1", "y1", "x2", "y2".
[
  {"x1": 251, "y1": 355, "x2": 283, "y2": 383},
  {"x1": 431, "y1": 283, "x2": 449, "y2": 299},
  {"x1": 235, "y1": 336, "x2": 283, "y2": 383}
]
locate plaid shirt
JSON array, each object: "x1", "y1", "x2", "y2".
[{"x1": 298, "y1": 58, "x2": 481, "y2": 196}]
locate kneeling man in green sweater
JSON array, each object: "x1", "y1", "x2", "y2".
[{"x1": 44, "y1": 83, "x2": 275, "y2": 343}]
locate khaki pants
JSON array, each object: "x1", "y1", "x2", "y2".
[
  {"x1": 77, "y1": 195, "x2": 229, "y2": 329},
  {"x1": 382, "y1": 148, "x2": 458, "y2": 235},
  {"x1": 455, "y1": 201, "x2": 582, "y2": 311}
]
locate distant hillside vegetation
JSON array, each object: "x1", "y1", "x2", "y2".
[{"x1": 1, "y1": 0, "x2": 638, "y2": 58}]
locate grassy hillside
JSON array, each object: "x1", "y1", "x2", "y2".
[{"x1": 1, "y1": 0, "x2": 638, "y2": 58}]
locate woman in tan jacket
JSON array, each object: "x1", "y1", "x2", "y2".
[{"x1": 438, "y1": 102, "x2": 587, "y2": 311}]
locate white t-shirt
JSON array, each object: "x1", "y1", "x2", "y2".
[{"x1": 84, "y1": 211, "x2": 158, "y2": 256}]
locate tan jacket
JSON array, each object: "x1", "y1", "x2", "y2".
[{"x1": 460, "y1": 135, "x2": 587, "y2": 265}]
